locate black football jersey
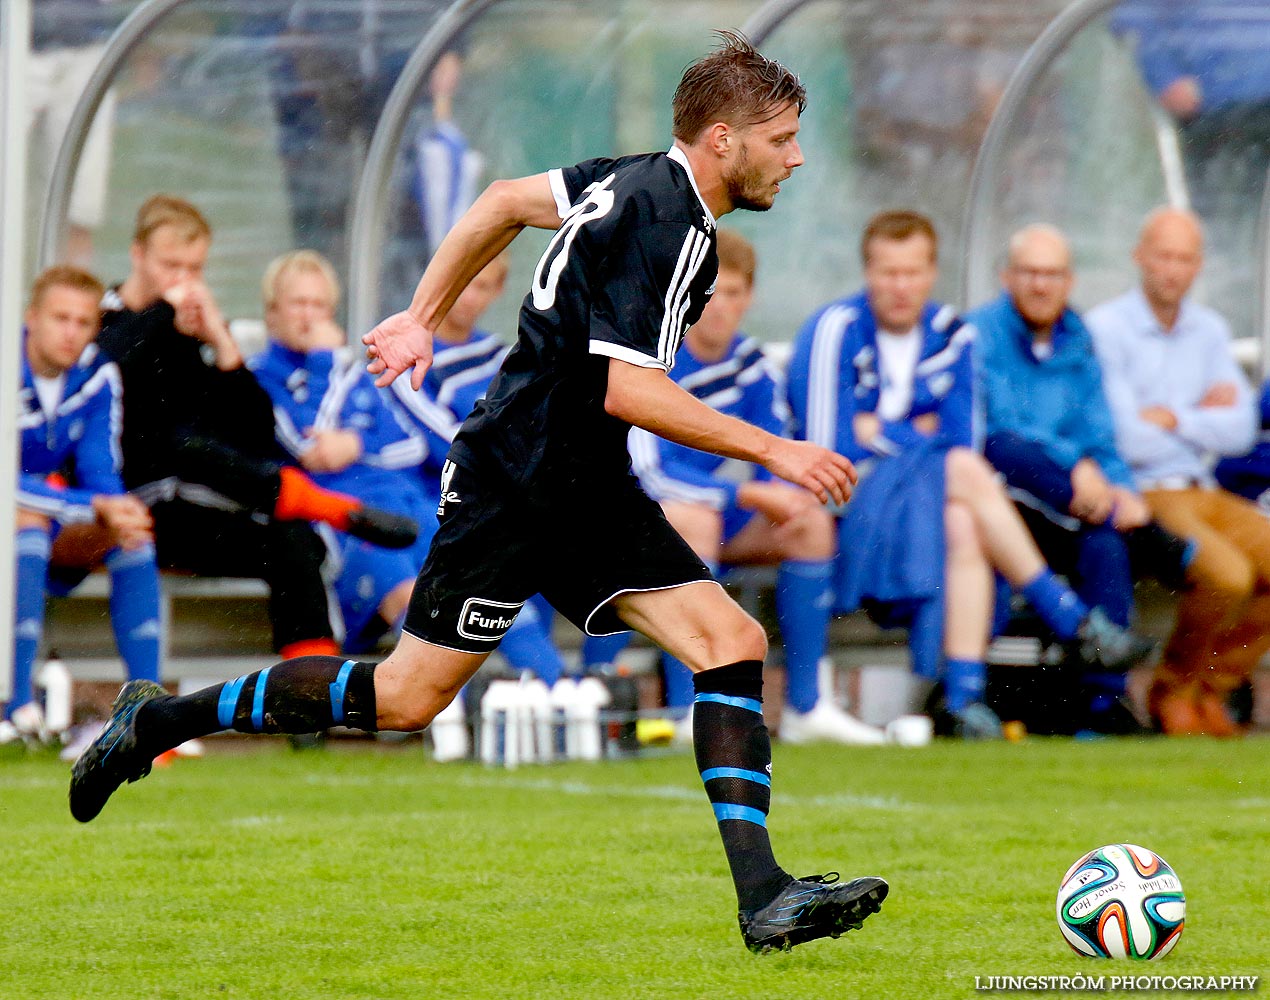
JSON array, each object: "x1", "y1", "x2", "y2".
[{"x1": 447, "y1": 147, "x2": 719, "y2": 486}]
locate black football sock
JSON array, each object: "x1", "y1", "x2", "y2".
[
  {"x1": 693, "y1": 660, "x2": 794, "y2": 912},
  {"x1": 135, "y1": 657, "x2": 377, "y2": 757}
]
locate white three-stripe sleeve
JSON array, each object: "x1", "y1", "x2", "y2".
[
  {"x1": 806, "y1": 306, "x2": 855, "y2": 451},
  {"x1": 628, "y1": 427, "x2": 728, "y2": 509},
  {"x1": 588, "y1": 224, "x2": 708, "y2": 372},
  {"x1": 390, "y1": 377, "x2": 463, "y2": 442},
  {"x1": 273, "y1": 405, "x2": 310, "y2": 459},
  {"x1": 658, "y1": 228, "x2": 709, "y2": 367}
]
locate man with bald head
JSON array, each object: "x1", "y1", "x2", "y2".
[
  {"x1": 1087, "y1": 207, "x2": 1267, "y2": 737},
  {"x1": 970, "y1": 224, "x2": 1186, "y2": 734}
]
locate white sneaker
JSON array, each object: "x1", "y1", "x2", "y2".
[
  {"x1": 58, "y1": 721, "x2": 105, "y2": 762},
  {"x1": 431, "y1": 694, "x2": 470, "y2": 763},
  {"x1": 780, "y1": 700, "x2": 886, "y2": 745},
  {"x1": 673, "y1": 707, "x2": 694, "y2": 745},
  {"x1": 9, "y1": 702, "x2": 46, "y2": 744},
  {"x1": 174, "y1": 739, "x2": 206, "y2": 758},
  {"x1": 0, "y1": 720, "x2": 21, "y2": 745}
]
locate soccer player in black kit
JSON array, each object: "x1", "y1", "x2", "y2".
[{"x1": 71, "y1": 32, "x2": 888, "y2": 954}]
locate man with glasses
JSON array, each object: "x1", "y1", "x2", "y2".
[{"x1": 969, "y1": 224, "x2": 1194, "y2": 732}]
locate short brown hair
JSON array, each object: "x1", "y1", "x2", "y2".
[
  {"x1": 672, "y1": 30, "x2": 806, "y2": 143},
  {"x1": 262, "y1": 249, "x2": 341, "y2": 310},
  {"x1": 28, "y1": 265, "x2": 105, "y2": 312},
  {"x1": 133, "y1": 194, "x2": 212, "y2": 247},
  {"x1": 715, "y1": 228, "x2": 757, "y2": 287},
  {"x1": 861, "y1": 210, "x2": 938, "y2": 265}
]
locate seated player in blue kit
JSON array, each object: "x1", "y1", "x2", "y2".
[
  {"x1": 250, "y1": 251, "x2": 433, "y2": 653},
  {"x1": 8, "y1": 266, "x2": 160, "y2": 739}
]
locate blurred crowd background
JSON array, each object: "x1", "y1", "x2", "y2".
[{"x1": 23, "y1": 0, "x2": 1269, "y2": 350}]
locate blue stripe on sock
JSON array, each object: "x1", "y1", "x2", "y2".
[
  {"x1": 329, "y1": 660, "x2": 356, "y2": 725},
  {"x1": 712, "y1": 803, "x2": 767, "y2": 827},
  {"x1": 251, "y1": 667, "x2": 272, "y2": 732},
  {"x1": 701, "y1": 766, "x2": 771, "y2": 787},
  {"x1": 217, "y1": 675, "x2": 248, "y2": 729},
  {"x1": 694, "y1": 692, "x2": 762, "y2": 714}
]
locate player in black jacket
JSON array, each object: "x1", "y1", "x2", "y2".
[
  {"x1": 72, "y1": 34, "x2": 886, "y2": 954},
  {"x1": 95, "y1": 195, "x2": 416, "y2": 657}
]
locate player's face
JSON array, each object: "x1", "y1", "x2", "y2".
[
  {"x1": 864, "y1": 234, "x2": 938, "y2": 333},
  {"x1": 267, "y1": 270, "x2": 339, "y2": 352},
  {"x1": 688, "y1": 267, "x2": 753, "y2": 355},
  {"x1": 443, "y1": 263, "x2": 506, "y2": 337},
  {"x1": 25, "y1": 285, "x2": 101, "y2": 376},
  {"x1": 130, "y1": 227, "x2": 209, "y2": 303},
  {"x1": 1004, "y1": 241, "x2": 1073, "y2": 331},
  {"x1": 1135, "y1": 221, "x2": 1203, "y2": 313},
  {"x1": 723, "y1": 103, "x2": 804, "y2": 212}
]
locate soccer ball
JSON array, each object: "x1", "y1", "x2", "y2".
[{"x1": 1056, "y1": 844, "x2": 1185, "y2": 959}]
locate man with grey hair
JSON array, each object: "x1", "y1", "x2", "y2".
[
  {"x1": 968, "y1": 223, "x2": 1191, "y2": 734},
  {"x1": 1087, "y1": 207, "x2": 1269, "y2": 737}
]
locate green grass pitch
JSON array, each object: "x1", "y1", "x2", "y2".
[{"x1": 2, "y1": 737, "x2": 1266, "y2": 999}]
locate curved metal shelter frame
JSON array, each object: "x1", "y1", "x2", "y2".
[
  {"x1": 37, "y1": 0, "x2": 192, "y2": 269},
  {"x1": 958, "y1": 0, "x2": 1189, "y2": 309},
  {"x1": 1258, "y1": 169, "x2": 1270, "y2": 380},
  {"x1": 345, "y1": 0, "x2": 790, "y2": 334},
  {"x1": 346, "y1": 0, "x2": 498, "y2": 336},
  {"x1": 0, "y1": 0, "x2": 33, "y2": 701},
  {"x1": 740, "y1": 0, "x2": 821, "y2": 44}
]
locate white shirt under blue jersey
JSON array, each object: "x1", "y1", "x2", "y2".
[
  {"x1": 18, "y1": 337, "x2": 125, "y2": 524},
  {"x1": 387, "y1": 327, "x2": 509, "y2": 479},
  {"x1": 630, "y1": 334, "x2": 786, "y2": 510},
  {"x1": 250, "y1": 341, "x2": 429, "y2": 515}
]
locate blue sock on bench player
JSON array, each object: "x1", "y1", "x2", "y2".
[
  {"x1": 776, "y1": 559, "x2": 834, "y2": 714},
  {"x1": 581, "y1": 632, "x2": 631, "y2": 671},
  {"x1": 106, "y1": 544, "x2": 162, "y2": 685},
  {"x1": 944, "y1": 657, "x2": 988, "y2": 713},
  {"x1": 8, "y1": 528, "x2": 51, "y2": 715},
  {"x1": 1021, "y1": 568, "x2": 1088, "y2": 641}
]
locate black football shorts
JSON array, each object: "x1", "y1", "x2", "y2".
[{"x1": 402, "y1": 460, "x2": 714, "y2": 653}]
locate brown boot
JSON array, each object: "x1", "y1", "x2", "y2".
[{"x1": 1147, "y1": 678, "x2": 1203, "y2": 736}]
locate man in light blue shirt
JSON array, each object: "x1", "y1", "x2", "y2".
[{"x1": 1087, "y1": 207, "x2": 1270, "y2": 737}]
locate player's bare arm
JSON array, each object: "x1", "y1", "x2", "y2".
[
  {"x1": 605, "y1": 358, "x2": 857, "y2": 506},
  {"x1": 364, "y1": 173, "x2": 562, "y2": 390}
]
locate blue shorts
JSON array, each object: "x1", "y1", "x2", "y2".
[
  {"x1": 721, "y1": 498, "x2": 757, "y2": 544},
  {"x1": 337, "y1": 489, "x2": 440, "y2": 653}
]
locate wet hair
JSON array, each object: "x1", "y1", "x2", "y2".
[
  {"x1": 261, "y1": 250, "x2": 341, "y2": 310},
  {"x1": 28, "y1": 264, "x2": 104, "y2": 311},
  {"x1": 715, "y1": 228, "x2": 757, "y2": 286},
  {"x1": 133, "y1": 194, "x2": 211, "y2": 247},
  {"x1": 860, "y1": 209, "x2": 938, "y2": 265},
  {"x1": 672, "y1": 30, "x2": 806, "y2": 143}
]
